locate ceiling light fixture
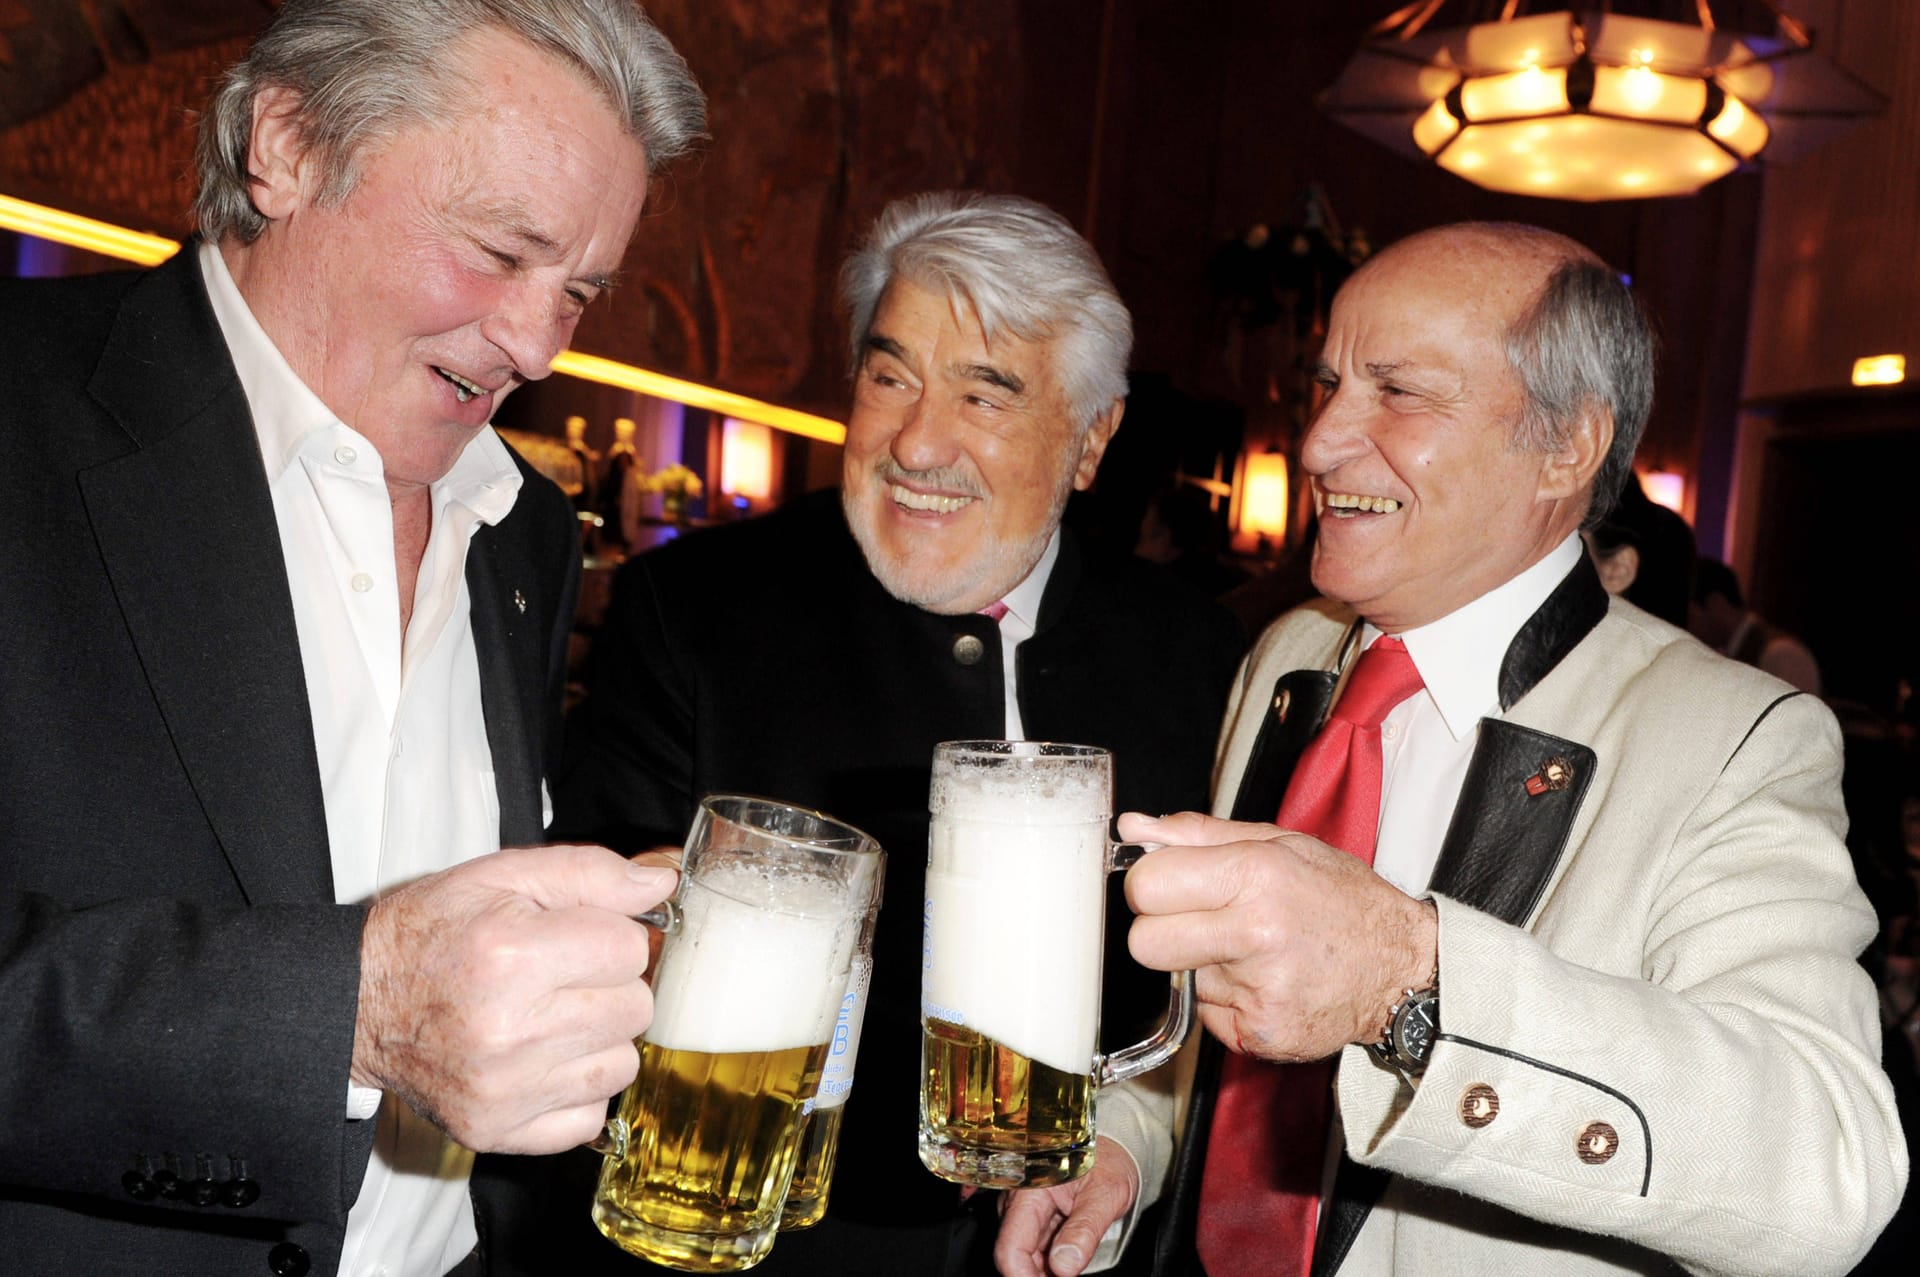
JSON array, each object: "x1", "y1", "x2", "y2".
[{"x1": 1321, "y1": 1, "x2": 1885, "y2": 201}]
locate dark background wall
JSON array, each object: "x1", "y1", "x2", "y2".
[{"x1": 1, "y1": 0, "x2": 1912, "y2": 712}]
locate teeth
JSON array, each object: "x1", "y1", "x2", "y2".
[
  {"x1": 437, "y1": 367, "x2": 485, "y2": 404},
  {"x1": 889, "y1": 483, "x2": 975, "y2": 514},
  {"x1": 1323, "y1": 491, "x2": 1402, "y2": 514}
]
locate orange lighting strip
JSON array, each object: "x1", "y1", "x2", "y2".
[{"x1": 0, "y1": 193, "x2": 846, "y2": 445}]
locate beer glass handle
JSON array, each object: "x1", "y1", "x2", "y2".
[
  {"x1": 590, "y1": 902, "x2": 677, "y2": 1158},
  {"x1": 634, "y1": 900, "x2": 680, "y2": 932},
  {"x1": 590, "y1": 1115, "x2": 629, "y2": 1160},
  {"x1": 1096, "y1": 842, "x2": 1195, "y2": 1087}
]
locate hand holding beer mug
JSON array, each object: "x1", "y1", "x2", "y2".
[
  {"x1": 591, "y1": 796, "x2": 883, "y2": 1272},
  {"x1": 919, "y1": 742, "x2": 1194, "y2": 1188}
]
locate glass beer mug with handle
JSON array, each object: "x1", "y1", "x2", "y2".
[
  {"x1": 919, "y1": 741, "x2": 1196, "y2": 1189},
  {"x1": 591, "y1": 795, "x2": 884, "y2": 1273}
]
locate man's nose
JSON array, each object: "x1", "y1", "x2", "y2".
[
  {"x1": 1299, "y1": 390, "x2": 1368, "y2": 476},
  {"x1": 480, "y1": 282, "x2": 570, "y2": 382},
  {"x1": 889, "y1": 394, "x2": 962, "y2": 471}
]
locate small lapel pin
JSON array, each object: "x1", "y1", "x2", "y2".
[
  {"x1": 1524, "y1": 756, "x2": 1573, "y2": 796},
  {"x1": 1273, "y1": 688, "x2": 1291, "y2": 724},
  {"x1": 513, "y1": 589, "x2": 527, "y2": 615}
]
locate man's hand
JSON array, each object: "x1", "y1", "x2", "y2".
[
  {"x1": 1120, "y1": 811, "x2": 1436, "y2": 1062},
  {"x1": 996, "y1": 1136, "x2": 1140, "y2": 1276},
  {"x1": 351, "y1": 844, "x2": 678, "y2": 1154}
]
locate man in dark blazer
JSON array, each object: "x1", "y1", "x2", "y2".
[
  {"x1": 520, "y1": 192, "x2": 1245, "y2": 1277},
  {"x1": 0, "y1": 3, "x2": 705, "y2": 1274},
  {"x1": 1035, "y1": 223, "x2": 1905, "y2": 1277}
]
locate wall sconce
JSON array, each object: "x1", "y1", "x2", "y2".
[
  {"x1": 1239, "y1": 452, "x2": 1291, "y2": 545},
  {"x1": 0, "y1": 192, "x2": 846, "y2": 445},
  {"x1": 1639, "y1": 470, "x2": 1686, "y2": 513},
  {"x1": 1851, "y1": 354, "x2": 1906, "y2": 387},
  {"x1": 720, "y1": 418, "x2": 774, "y2": 502}
]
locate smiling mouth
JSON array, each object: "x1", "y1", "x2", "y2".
[
  {"x1": 1322, "y1": 489, "x2": 1403, "y2": 515},
  {"x1": 433, "y1": 366, "x2": 486, "y2": 404},
  {"x1": 889, "y1": 483, "x2": 976, "y2": 514}
]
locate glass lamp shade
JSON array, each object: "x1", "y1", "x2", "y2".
[
  {"x1": 1320, "y1": 4, "x2": 1884, "y2": 202},
  {"x1": 1429, "y1": 105, "x2": 1749, "y2": 201}
]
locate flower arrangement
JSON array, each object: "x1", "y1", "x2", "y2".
[{"x1": 645, "y1": 463, "x2": 704, "y2": 520}]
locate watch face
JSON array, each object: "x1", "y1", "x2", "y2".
[{"x1": 1396, "y1": 994, "x2": 1439, "y2": 1064}]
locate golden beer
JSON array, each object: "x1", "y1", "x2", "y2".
[
  {"x1": 919, "y1": 744, "x2": 1195, "y2": 1190},
  {"x1": 590, "y1": 799, "x2": 882, "y2": 1274},
  {"x1": 594, "y1": 1039, "x2": 827, "y2": 1270},
  {"x1": 778, "y1": 1104, "x2": 844, "y2": 1230},
  {"x1": 919, "y1": 1018, "x2": 1095, "y2": 1188}
]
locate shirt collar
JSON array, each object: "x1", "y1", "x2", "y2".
[
  {"x1": 999, "y1": 527, "x2": 1062, "y2": 631},
  {"x1": 200, "y1": 241, "x2": 521, "y2": 525},
  {"x1": 1370, "y1": 533, "x2": 1585, "y2": 742}
]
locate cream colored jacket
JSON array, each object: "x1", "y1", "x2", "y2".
[{"x1": 1182, "y1": 592, "x2": 1907, "y2": 1276}]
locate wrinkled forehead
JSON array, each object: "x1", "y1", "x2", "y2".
[{"x1": 1324, "y1": 259, "x2": 1512, "y2": 376}]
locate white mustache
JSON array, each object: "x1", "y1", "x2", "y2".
[{"x1": 873, "y1": 460, "x2": 983, "y2": 499}]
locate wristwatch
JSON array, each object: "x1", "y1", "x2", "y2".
[{"x1": 1367, "y1": 975, "x2": 1439, "y2": 1077}]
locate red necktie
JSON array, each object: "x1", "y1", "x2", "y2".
[
  {"x1": 1196, "y1": 635, "x2": 1424, "y2": 1277},
  {"x1": 979, "y1": 600, "x2": 1010, "y2": 622}
]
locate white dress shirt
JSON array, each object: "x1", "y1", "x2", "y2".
[
  {"x1": 1369, "y1": 534, "x2": 1585, "y2": 897},
  {"x1": 202, "y1": 243, "x2": 522, "y2": 1277},
  {"x1": 993, "y1": 528, "x2": 1061, "y2": 741}
]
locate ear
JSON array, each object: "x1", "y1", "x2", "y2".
[
  {"x1": 1538, "y1": 405, "x2": 1613, "y2": 506},
  {"x1": 1071, "y1": 398, "x2": 1126, "y2": 492},
  {"x1": 245, "y1": 85, "x2": 316, "y2": 223}
]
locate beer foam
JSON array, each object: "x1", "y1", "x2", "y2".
[
  {"x1": 922, "y1": 814, "x2": 1105, "y2": 1075},
  {"x1": 647, "y1": 860, "x2": 856, "y2": 1055},
  {"x1": 930, "y1": 746, "x2": 1110, "y2": 828}
]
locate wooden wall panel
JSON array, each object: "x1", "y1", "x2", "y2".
[{"x1": 1745, "y1": 0, "x2": 1920, "y2": 400}]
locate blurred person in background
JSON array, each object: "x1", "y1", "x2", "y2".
[{"x1": 1689, "y1": 555, "x2": 1822, "y2": 696}]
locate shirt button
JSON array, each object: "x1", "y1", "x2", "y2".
[
  {"x1": 351, "y1": 572, "x2": 375, "y2": 593},
  {"x1": 334, "y1": 445, "x2": 358, "y2": 466},
  {"x1": 1382, "y1": 722, "x2": 1399, "y2": 740}
]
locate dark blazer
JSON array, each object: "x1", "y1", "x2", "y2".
[
  {"x1": 483, "y1": 489, "x2": 1245, "y2": 1277},
  {"x1": 0, "y1": 249, "x2": 578, "y2": 1276}
]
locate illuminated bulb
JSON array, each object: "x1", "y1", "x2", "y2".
[{"x1": 1852, "y1": 354, "x2": 1906, "y2": 386}]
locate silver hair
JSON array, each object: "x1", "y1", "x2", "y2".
[
  {"x1": 840, "y1": 192, "x2": 1133, "y2": 431},
  {"x1": 193, "y1": 0, "x2": 706, "y2": 242},
  {"x1": 1501, "y1": 254, "x2": 1657, "y2": 529}
]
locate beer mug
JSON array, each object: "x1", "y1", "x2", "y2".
[
  {"x1": 779, "y1": 876, "x2": 881, "y2": 1231},
  {"x1": 591, "y1": 795, "x2": 883, "y2": 1272},
  {"x1": 919, "y1": 741, "x2": 1195, "y2": 1188}
]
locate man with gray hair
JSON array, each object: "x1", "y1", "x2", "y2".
[
  {"x1": 0, "y1": 2, "x2": 703, "y2": 1273},
  {"x1": 999, "y1": 222, "x2": 1906, "y2": 1276},
  {"x1": 539, "y1": 191, "x2": 1244, "y2": 1275}
]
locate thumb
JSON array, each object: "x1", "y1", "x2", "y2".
[
  {"x1": 488, "y1": 844, "x2": 679, "y2": 914},
  {"x1": 1118, "y1": 810, "x2": 1286, "y2": 849}
]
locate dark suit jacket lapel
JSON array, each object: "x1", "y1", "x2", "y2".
[
  {"x1": 1312, "y1": 556, "x2": 1611, "y2": 1277},
  {"x1": 76, "y1": 249, "x2": 332, "y2": 904},
  {"x1": 467, "y1": 518, "x2": 555, "y2": 849}
]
